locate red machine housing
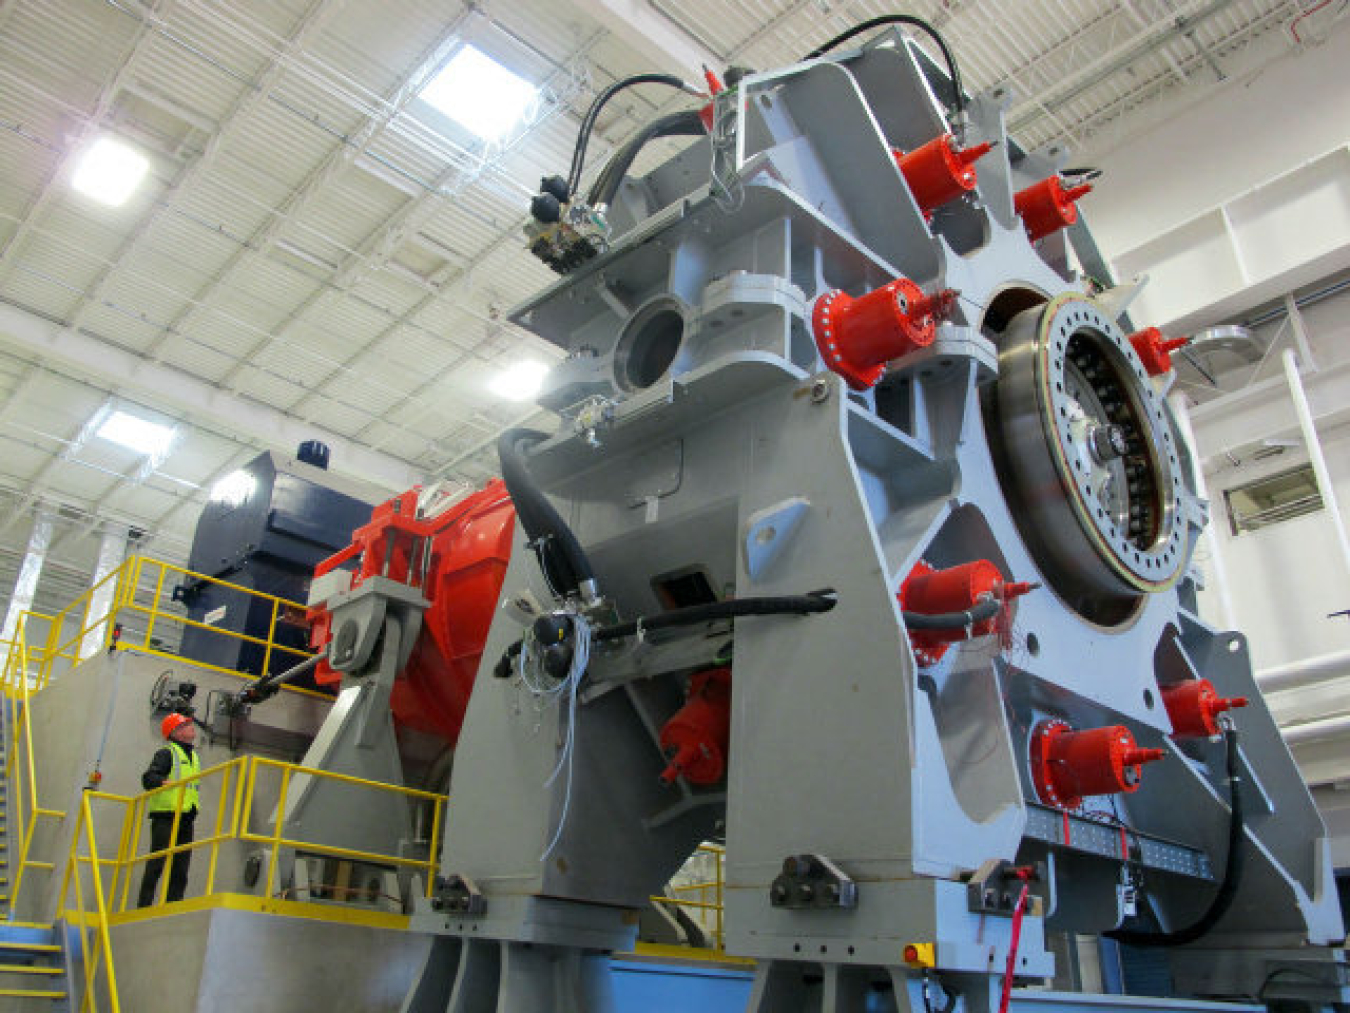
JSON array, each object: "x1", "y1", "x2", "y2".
[
  {"x1": 658, "y1": 667, "x2": 732, "y2": 785},
  {"x1": 1030, "y1": 720, "x2": 1164, "y2": 810},
  {"x1": 1128, "y1": 326, "x2": 1190, "y2": 377},
  {"x1": 899, "y1": 560, "x2": 1033, "y2": 666},
  {"x1": 1014, "y1": 176, "x2": 1093, "y2": 242},
  {"x1": 812, "y1": 278, "x2": 955, "y2": 390},
  {"x1": 1162, "y1": 679, "x2": 1248, "y2": 739},
  {"x1": 893, "y1": 134, "x2": 993, "y2": 215},
  {"x1": 308, "y1": 480, "x2": 516, "y2": 744}
]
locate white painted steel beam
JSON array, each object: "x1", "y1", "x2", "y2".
[
  {"x1": 0, "y1": 302, "x2": 422, "y2": 493},
  {"x1": 565, "y1": 0, "x2": 722, "y2": 80},
  {"x1": 1282, "y1": 349, "x2": 1350, "y2": 579},
  {"x1": 0, "y1": 510, "x2": 53, "y2": 644},
  {"x1": 79, "y1": 527, "x2": 127, "y2": 661}
]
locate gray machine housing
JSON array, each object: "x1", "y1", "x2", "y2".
[{"x1": 402, "y1": 35, "x2": 1347, "y2": 1013}]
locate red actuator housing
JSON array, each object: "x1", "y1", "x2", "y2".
[
  {"x1": 1014, "y1": 176, "x2": 1093, "y2": 242},
  {"x1": 812, "y1": 278, "x2": 955, "y2": 390},
  {"x1": 899, "y1": 560, "x2": 1034, "y2": 666},
  {"x1": 1128, "y1": 326, "x2": 1189, "y2": 377},
  {"x1": 1031, "y1": 720, "x2": 1164, "y2": 810},
  {"x1": 659, "y1": 668, "x2": 732, "y2": 785},
  {"x1": 894, "y1": 134, "x2": 993, "y2": 216},
  {"x1": 1162, "y1": 679, "x2": 1248, "y2": 739}
]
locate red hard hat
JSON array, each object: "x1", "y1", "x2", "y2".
[{"x1": 161, "y1": 713, "x2": 192, "y2": 739}]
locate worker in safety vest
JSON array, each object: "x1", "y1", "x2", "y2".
[{"x1": 136, "y1": 712, "x2": 201, "y2": 907}]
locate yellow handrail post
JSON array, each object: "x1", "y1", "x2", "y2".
[
  {"x1": 425, "y1": 797, "x2": 446, "y2": 898},
  {"x1": 715, "y1": 848, "x2": 724, "y2": 951},
  {"x1": 206, "y1": 762, "x2": 232, "y2": 895},
  {"x1": 265, "y1": 766, "x2": 293, "y2": 899},
  {"x1": 142, "y1": 561, "x2": 168, "y2": 651},
  {"x1": 81, "y1": 793, "x2": 123, "y2": 1013},
  {"x1": 260, "y1": 598, "x2": 280, "y2": 678}
]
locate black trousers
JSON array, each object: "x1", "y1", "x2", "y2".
[{"x1": 137, "y1": 814, "x2": 195, "y2": 907}]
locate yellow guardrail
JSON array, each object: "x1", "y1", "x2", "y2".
[
  {"x1": 34, "y1": 555, "x2": 315, "y2": 692},
  {"x1": 1, "y1": 614, "x2": 67, "y2": 918},
  {"x1": 651, "y1": 843, "x2": 726, "y2": 953},
  {"x1": 59, "y1": 754, "x2": 448, "y2": 1012}
]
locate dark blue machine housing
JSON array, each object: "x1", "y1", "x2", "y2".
[{"x1": 176, "y1": 448, "x2": 375, "y2": 677}]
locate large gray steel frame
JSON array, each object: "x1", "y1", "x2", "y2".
[
  {"x1": 404, "y1": 35, "x2": 1346, "y2": 1013},
  {"x1": 268, "y1": 576, "x2": 428, "y2": 902}
]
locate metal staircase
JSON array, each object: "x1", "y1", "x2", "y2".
[{"x1": 0, "y1": 700, "x2": 70, "y2": 1010}]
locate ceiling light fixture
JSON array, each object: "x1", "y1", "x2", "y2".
[
  {"x1": 420, "y1": 45, "x2": 537, "y2": 141},
  {"x1": 96, "y1": 410, "x2": 175, "y2": 457},
  {"x1": 488, "y1": 360, "x2": 549, "y2": 401},
  {"x1": 71, "y1": 136, "x2": 149, "y2": 207}
]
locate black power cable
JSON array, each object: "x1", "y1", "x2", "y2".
[
  {"x1": 568, "y1": 73, "x2": 693, "y2": 197},
  {"x1": 497, "y1": 428, "x2": 598, "y2": 601},
  {"x1": 1109, "y1": 725, "x2": 1245, "y2": 947},
  {"x1": 804, "y1": 15, "x2": 964, "y2": 127},
  {"x1": 588, "y1": 109, "x2": 707, "y2": 207},
  {"x1": 902, "y1": 598, "x2": 1001, "y2": 630}
]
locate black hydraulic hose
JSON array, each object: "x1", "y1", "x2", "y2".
[
  {"x1": 595, "y1": 590, "x2": 836, "y2": 641},
  {"x1": 902, "y1": 598, "x2": 1001, "y2": 630},
  {"x1": 492, "y1": 591, "x2": 837, "y2": 678},
  {"x1": 588, "y1": 109, "x2": 707, "y2": 207},
  {"x1": 568, "y1": 73, "x2": 691, "y2": 197},
  {"x1": 803, "y1": 15, "x2": 964, "y2": 126},
  {"x1": 497, "y1": 428, "x2": 597, "y2": 601},
  {"x1": 1109, "y1": 726, "x2": 1245, "y2": 947},
  {"x1": 238, "y1": 650, "x2": 326, "y2": 704}
]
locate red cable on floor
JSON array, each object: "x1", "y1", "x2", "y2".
[{"x1": 998, "y1": 881, "x2": 1031, "y2": 1013}]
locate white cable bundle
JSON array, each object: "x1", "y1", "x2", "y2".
[{"x1": 517, "y1": 612, "x2": 592, "y2": 860}]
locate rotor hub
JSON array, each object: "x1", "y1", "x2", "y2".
[{"x1": 985, "y1": 295, "x2": 1187, "y2": 624}]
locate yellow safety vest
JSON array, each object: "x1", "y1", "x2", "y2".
[{"x1": 147, "y1": 741, "x2": 200, "y2": 816}]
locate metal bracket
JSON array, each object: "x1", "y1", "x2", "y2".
[
  {"x1": 769, "y1": 853, "x2": 857, "y2": 910},
  {"x1": 431, "y1": 873, "x2": 487, "y2": 915},
  {"x1": 965, "y1": 858, "x2": 1041, "y2": 916}
]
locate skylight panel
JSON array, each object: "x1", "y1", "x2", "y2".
[
  {"x1": 420, "y1": 45, "x2": 537, "y2": 141},
  {"x1": 96, "y1": 410, "x2": 175, "y2": 457},
  {"x1": 71, "y1": 137, "x2": 149, "y2": 207}
]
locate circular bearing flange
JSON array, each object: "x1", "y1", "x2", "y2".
[{"x1": 988, "y1": 294, "x2": 1187, "y2": 623}]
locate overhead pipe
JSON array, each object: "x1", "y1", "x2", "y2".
[
  {"x1": 1257, "y1": 648, "x2": 1350, "y2": 694},
  {"x1": 1282, "y1": 713, "x2": 1350, "y2": 747}
]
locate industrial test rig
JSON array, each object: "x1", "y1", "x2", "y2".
[{"x1": 293, "y1": 18, "x2": 1349, "y2": 1013}]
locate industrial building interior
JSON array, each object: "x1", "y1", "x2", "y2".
[{"x1": 0, "y1": 0, "x2": 1348, "y2": 1010}]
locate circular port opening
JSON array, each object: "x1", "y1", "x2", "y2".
[{"x1": 614, "y1": 301, "x2": 685, "y2": 391}]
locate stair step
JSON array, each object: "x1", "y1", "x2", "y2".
[
  {"x1": 0, "y1": 943, "x2": 58, "y2": 955},
  {"x1": 0, "y1": 964, "x2": 61, "y2": 975},
  {"x1": 0, "y1": 988, "x2": 67, "y2": 998}
]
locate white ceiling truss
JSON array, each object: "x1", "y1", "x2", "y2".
[{"x1": 0, "y1": 0, "x2": 1340, "y2": 619}]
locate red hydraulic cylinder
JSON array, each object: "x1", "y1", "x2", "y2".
[
  {"x1": 1162, "y1": 679, "x2": 1248, "y2": 739},
  {"x1": 899, "y1": 559, "x2": 1034, "y2": 666},
  {"x1": 1014, "y1": 176, "x2": 1092, "y2": 241},
  {"x1": 659, "y1": 668, "x2": 732, "y2": 785},
  {"x1": 894, "y1": 134, "x2": 993, "y2": 215},
  {"x1": 812, "y1": 278, "x2": 956, "y2": 390},
  {"x1": 1031, "y1": 720, "x2": 1164, "y2": 810},
  {"x1": 1128, "y1": 326, "x2": 1189, "y2": 377}
]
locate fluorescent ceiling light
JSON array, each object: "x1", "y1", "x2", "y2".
[
  {"x1": 488, "y1": 360, "x2": 549, "y2": 401},
  {"x1": 71, "y1": 137, "x2": 149, "y2": 207},
  {"x1": 210, "y1": 470, "x2": 257, "y2": 508},
  {"x1": 420, "y1": 45, "x2": 536, "y2": 141},
  {"x1": 96, "y1": 410, "x2": 175, "y2": 457}
]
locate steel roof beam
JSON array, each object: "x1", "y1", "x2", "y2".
[{"x1": 0, "y1": 301, "x2": 423, "y2": 492}]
